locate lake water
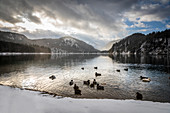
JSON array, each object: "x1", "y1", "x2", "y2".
[{"x1": 0, "y1": 54, "x2": 170, "y2": 102}]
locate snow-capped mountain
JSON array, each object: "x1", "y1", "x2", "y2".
[
  {"x1": 33, "y1": 36, "x2": 99, "y2": 53},
  {"x1": 0, "y1": 31, "x2": 99, "y2": 53}
]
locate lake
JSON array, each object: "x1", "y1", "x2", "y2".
[{"x1": 0, "y1": 54, "x2": 170, "y2": 102}]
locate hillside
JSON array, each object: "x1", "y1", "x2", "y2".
[
  {"x1": 109, "y1": 29, "x2": 170, "y2": 55},
  {"x1": 0, "y1": 31, "x2": 99, "y2": 53},
  {"x1": 0, "y1": 41, "x2": 51, "y2": 53},
  {"x1": 33, "y1": 36, "x2": 99, "y2": 53}
]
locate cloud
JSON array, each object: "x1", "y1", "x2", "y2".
[
  {"x1": 0, "y1": 0, "x2": 41, "y2": 24},
  {"x1": 166, "y1": 24, "x2": 170, "y2": 28},
  {"x1": 124, "y1": 1, "x2": 170, "y2": 22},
  {"x1": 0, "y1": 0, "x2": 169, "y2": 49}
]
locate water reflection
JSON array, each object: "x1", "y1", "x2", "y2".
[
  {"x1": 0, "y1": 54, "x2": 170, "y2": 102},
  {"x1": 109, "y1": 54, "x2": 170, "y2": 73}
]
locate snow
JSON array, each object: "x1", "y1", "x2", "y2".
[
  {"x1": 0, "y1": 85, "x2": 170, "y2": 113},
  {"x1": 63, "y1": 37, "x2": 78, "y2": 47}
]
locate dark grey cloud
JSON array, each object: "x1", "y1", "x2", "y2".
[
  {"x1": 126, "y1": 0, "x2": 170, "y2": 20},
  {"x1": 0, "y1": 0, "x2": 41, "y2": 24},
  {"x1": 0, "y1": 0, "x2": 169, "y2": 49}
]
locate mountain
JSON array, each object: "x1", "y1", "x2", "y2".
[
  {"x1": 0, "y1": 31, "x2": 50, "y2": 53},
  {"x1": 101, "y1": 39, "x2": 120, "y2": 51},
  {"x1": 109, "y1": 29, "x2": 170, "y2": 55},
  {"x1": 0, "y1": 31, "x2": 99, "y2": 53},
  {"x1": 33, "y1": 36, "x2": 99, "y2": 53},
  {"x1": 0, "y1": 31, "x2": 32, "y2": 45},
  {"x1": 0, "y1": 41, "x2": 51, "y2": 53}
]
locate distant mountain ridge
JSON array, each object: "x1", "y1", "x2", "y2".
[
  {"x1": 109, "y1": 29, "x2": 170, "y2": 55},
  {"x1": 0, "y1": 31, "x2": 99, "y2": 53},
  {"x1": 33, "y1": 36, "x2": 99, "y2": 53},
  {"x1": 101, "y1": 39, "x2": 120, "y2": 51}
]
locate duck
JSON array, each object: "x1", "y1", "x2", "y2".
[
  {"x1": 49, "y1": 75, "x2": 56, "y2": 80},
  {"x1": 94, "y1": 67, "x2": 98, "y2": 69},
  {"x1": 140, "y1": 76, "x2": 151, "y2": 82},
  {"x1": 95, "y1": 72, "x2": 101, "y2": 77},
  {"x1": 74, "y1": 89, "x2": 81, "y2": 95},
  {"x1": 140, "y1": 76, "x2": 149, "y2": 80},
  {"x1": 73, "y1": 84, "x2": 79, "y2": 90},
  {"x1": 136, "y1": 92, "x2": 143, "y2": 100},
  {"x1": 90, "y1": 83, "x2": 95, "y2": 88},
  {"x1": 97, "y1": 84, "x2": 104, "y2": 90},
  {"x1": 142, "y1": 78, "x2": 151, "y2": 82},
  {"x1": 73, "y1": 84, "x2": 81, "y2": 95},
  {"x1": 69, "y1": 80, "x2": 74, "y2": 86},
  {"x1": 83, "y1": 80, "x2": 90, "y2": 85},
  {"x1": 116, "y1": 69, "x2": 120, "y2": 72},
  {"x1": 124, "y1": 68, "x2": 128, "y2": 71},
  {"x1": 81, "y1": 67, "x2": 84, "y2": 70},
  {"x1": 93, "y1": 79, "x2": 97, "y2": 85}
]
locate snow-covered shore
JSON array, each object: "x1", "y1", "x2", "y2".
[{"x1": 0, "y1": 85, "x2": 170, "y2": 113}]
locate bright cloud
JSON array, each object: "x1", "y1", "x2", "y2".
[
  {"x1": 166, "y1": 24, "x2": 170, "y2": 28},
  {"x1": 0, "y1": 0, "x2": 169, "y2": 49}
]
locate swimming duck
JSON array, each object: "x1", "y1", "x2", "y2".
[
  {"x1": 93, "y1": 79, "x2": 97, "y2": 85},
  {"x1": 81, "y1": 67, "x2": 84, "y2": 70},
  {"x1": 49, "y1": 75, "x2": 56, "y2": 80},
  {"x1": 140, "y1": 76, "x2": 151, "y2": 82},
  {"x1": 97, "y1": 84, "x2": 104, "y2": 90},
  {"x1": 94, "y1": 67, "x2": 98, "y2": 69},
  {"x1": 116, "y1": 69, "x2": 120, "y2": 72},
  {"x1": 73, "y1": 84, "x2": 79, "y2": 90},
  {"x1": 83, "y1": 80, "x2": 90, "y2": 85},
  {"x1": 136, "y1": 92, "x2": 143, "y2": 100},
  {"x1": 124, "y1": 68, "x2": 128, "y2": 71},
  {"x1": 73, "y1": 84, "x2": 81, "y2": 95},
  {"x1": 142, "y1": 78, "x2": 151, "y2": 82},
  {"x1": 140, "y1": 76, "x2": 149, "y2": 80},
  {"x1": 69, "y1": 80, "x2": 74, "y2": 86},
  {"x1": 90, "y1": 83, "x2": 95, "y2": 88},
  {"x1": 95, "y1": 72, "x2": 101, "y2": 77},
  {"x1": 74, "y1": 89, "x2": 81, "y2": 95}
]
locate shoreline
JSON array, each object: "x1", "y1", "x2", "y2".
[
  {"x1": 0, "y1": 85, "x2": 170, "y2": 113},
  {"x1": 1, "y1": 84, "x2": 170, "y2": 104}
]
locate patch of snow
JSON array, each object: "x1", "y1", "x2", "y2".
[
  {"x1": 0, "y1": 85, "x2": 170, "y2": 113},
  {"x1": 75, "y1": 44, "x2": 79, "y2": 48},
  {"x1": 51, "y1": 48, "x2": 67, "y2": 53},
  {"x1": 19, "y1": 37, "x2": 23, "y2": 40},
  {"x1": 7, "y1": 34, "x2": 14, "y2": 40},
  {"x1": 159, "y1": 38, "x2": 163, "y2": 41},
  {"x1": 63, "y1": 38, "x2": 77, "y2": 47}
]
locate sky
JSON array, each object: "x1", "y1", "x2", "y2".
[{"x1": 0, "y1": 0, "x2": 170, "y2": 49}]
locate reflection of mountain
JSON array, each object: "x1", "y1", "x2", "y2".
[
  {"x1": 0, "y1": 54, "x2": 99, "y2": 74},
  {"x1": 0, "y1": 55, "x2": 51, "y2": 73},
  {"x1": 0, "y1": 31, "x2": 99, "y2": 53},
  {"x1": 109, "y1": 54, "x2": 169, "y2": 72}
]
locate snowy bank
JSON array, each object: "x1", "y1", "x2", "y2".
[{"x1": 0, "y1": 85, "x2": 170, "y2": 113}]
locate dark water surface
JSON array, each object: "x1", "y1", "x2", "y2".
[{"x1": 0, "y1": 54, "x2": 170, "y2": 102}]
